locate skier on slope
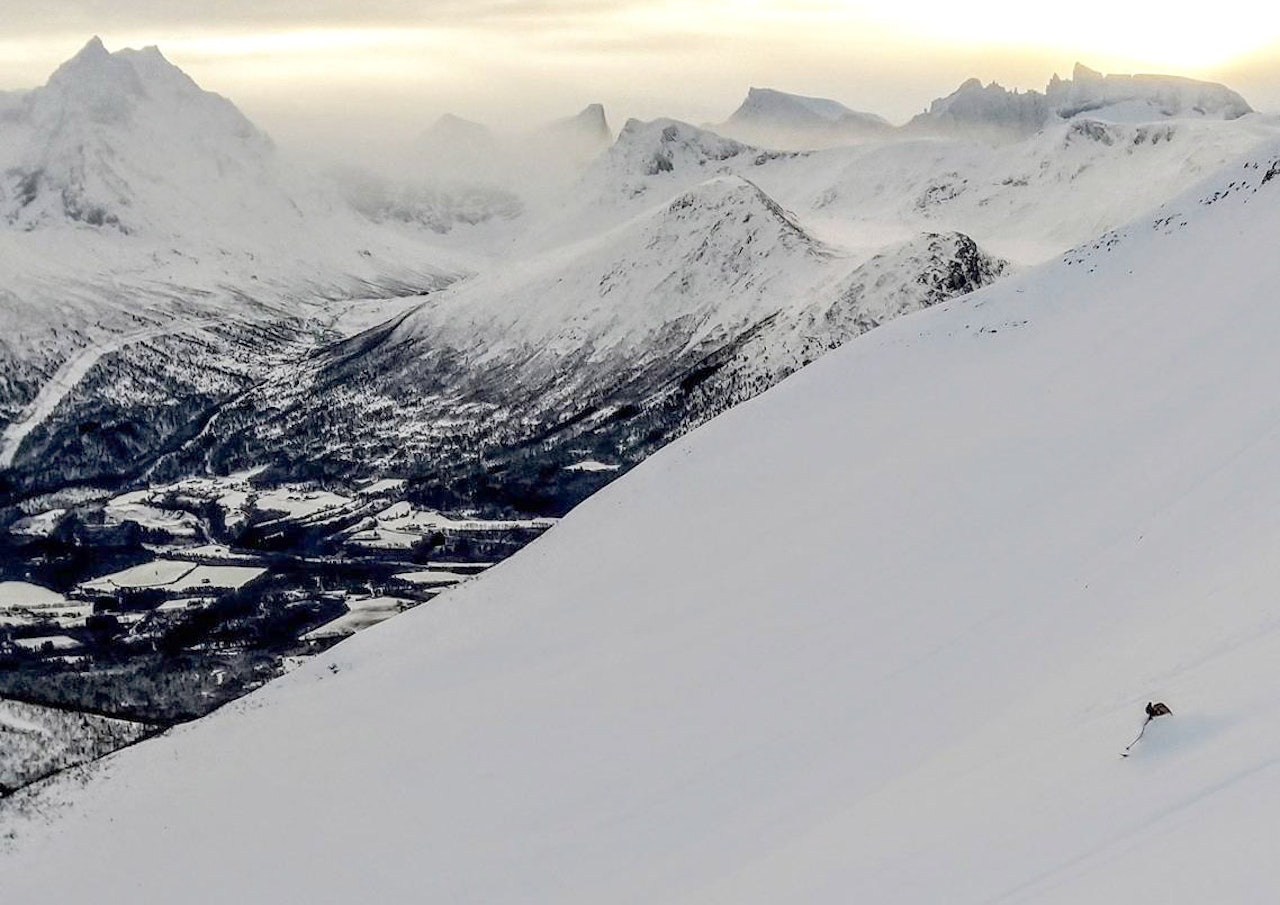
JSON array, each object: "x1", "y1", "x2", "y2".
[{"x1": 1122, "y1": 701, "x2": 1172, "y2": 756}]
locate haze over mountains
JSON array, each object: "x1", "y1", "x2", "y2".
[{"x1": 6, "y1": 37, "x2": 1280, "y2": 903}]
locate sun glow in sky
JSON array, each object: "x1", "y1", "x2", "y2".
[{"x1": 3, "y1": 1, "x2": 1278, "y2": 161}]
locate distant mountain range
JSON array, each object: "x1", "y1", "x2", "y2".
[{"x1": 715, "y1": 65, "x2": 1253, "y2": 147}]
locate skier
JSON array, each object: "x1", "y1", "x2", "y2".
[{"x1": 1122, "y1": 701, "x2": 1171, "y2": 756}]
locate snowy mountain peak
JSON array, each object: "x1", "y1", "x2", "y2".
[
  {"x1": 1047, "y1": 64, "x2": 1252, "y2": 122},
  {"x1": 44, "y1": 38, "x2": 207, "y2": 110},
  {"x1": 607, "y1": 118, "x2": 755, "y2": 177},
  {"x1": 573, "y1": 103, "x2": 609, "y2": 132},
  {"x1": 44, "y1": 36, "x2": 148, "y2": 115},
  {"x1": 543, "y1": 103, "x2": 612, "y2": 148},
  {"x1": 63, "y1": 35, "x2": 110, "y2": 67},
  {"x1": 911, "y1": 65, "x2": 1253, "y2": 137},
  {"x1": 1073, "y1": 62, "x2": 1104, "y2": 82},
  {"x1": 426, "y1": 112, "x2": 492, "y2": 139},
  {"x1": 735, "y1": 87, "x2": 856, "y2": 124},
  {"x1": 1, "y1": 39, "x2": 274, "y2": 233},
  {"x1": 719, "y1": 87, "x2": 892, "y2": 149}
]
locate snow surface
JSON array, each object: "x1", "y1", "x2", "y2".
[
  {"x1": 302, "y1": 597, "x2": 413, "y2": 641},
  {"x1": 78, "y1": 560, "x2": 265, "y2": 593},
  {"x1": 0, "y1": 582, "x2": 67, "y2": 610},
  {"x1": 565, "y1": 460, "x2": 621, "y2": 472},
  {"x1": 8, "y1": 139, "x2": 1280, "y2": 903},
  {"x1": 12, "y1": 636, "x2": 81, "y2": 653}
]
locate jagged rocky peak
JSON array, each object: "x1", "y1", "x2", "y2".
[
  {"x1": 423, "y1": 113, "x2": 494, "y2": 143},
  {"x1": 911, "y1": 63, "x2": 1254, "y2": 137},
  {"x1": 609, "y1": 118, "x2": 755, "y2": 176},
  {"x1": 39, "y1": 37, "x2": 233, "y2": 121},
  {"x1": 731, "y1": 86, "x2": 889, "y2": 129},
  {"x1": 908, "y1": 77, "x2": 1049, "y2": 136},
  {"x1": 664, "y1": 174, "x2": 814, "y2": 240},
  {"x1": 0, "y1": 37, "x2": 277, "y2": 233},
  {"x1": 718, "y1": 87, "x2": 892, "y2": 149},
  {"x1": 552, "y1": 103, "x2": 611, "y2": 141},
  {"x1": 1047, "y1": 62, "x2": 1253, "y2": 121}
]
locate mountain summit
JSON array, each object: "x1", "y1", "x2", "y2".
[
  {"x1": 910, "y1": 64, "x2": 1253, "y2": 137},
  {"x1": 718, "y1": 87, "x2": 892, "y2": 148}
]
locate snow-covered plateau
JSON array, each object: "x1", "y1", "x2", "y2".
[{"x1": 6, "y1": 129, "x2": 1280, "y2": 903}]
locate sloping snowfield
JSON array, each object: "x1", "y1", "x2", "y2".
[{"x1": 6, "y1": 144, "x2": 1280, "y2": 903}]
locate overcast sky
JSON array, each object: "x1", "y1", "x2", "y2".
[{"x1": 4, "y1": 1, "x2": 1279, "y2": 163}]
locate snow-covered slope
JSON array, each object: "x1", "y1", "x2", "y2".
[
  {"x1": 717, "y1": 87, "x2": 893, "y2": 149},
  {"x1": 8, "y1": 142, "x2": 1280, "y2": 903}
]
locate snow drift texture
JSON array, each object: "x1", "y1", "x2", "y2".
[{"x1": 7, "y1": 136, "x2": 1280, "y2": 903}]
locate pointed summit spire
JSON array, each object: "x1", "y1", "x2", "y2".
[{"x1": 78, "y1": 35, "x2": 109, "y2": 59}]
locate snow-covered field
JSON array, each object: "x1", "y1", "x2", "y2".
[
  {"x1": 343, "y1": 502, "x2": 556, "y2": 550},
  {"x1": 6, "y1": 127, "x2": 1280, "y2": 904},
  {"x1": 302, "y1": 596, "x2": 414, "y2": 641},
  {"x1": 0, "y1": 583, "x2": 67, "y2": 610},
  {"x1": 79, "y1": 561, "x2": 265, "y2": 594}
]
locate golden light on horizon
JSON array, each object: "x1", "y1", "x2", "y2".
[
  {"x1": 849, "y1": 0, "x2": 1280, "y2": 71},
  {"x1": 2, "y1": 0, "x2": 1279, "y2": 142}
]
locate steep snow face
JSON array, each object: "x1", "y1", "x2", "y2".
[
  {"x1": 9, "y1": 143, "x2": 1280, "y2": 904},
  {"x1": 719, "y1": 87, "x2": 892, "y2": 149},
  {"x1": 910, "y1": 64, "x2": 1254, "y2": 137},
  {"x1": 148, "y1": 177, "x2": 1003, "y2": 495},
  {"x1": 909, "y1": 76, "x2": 1050, "y2": 137}
]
